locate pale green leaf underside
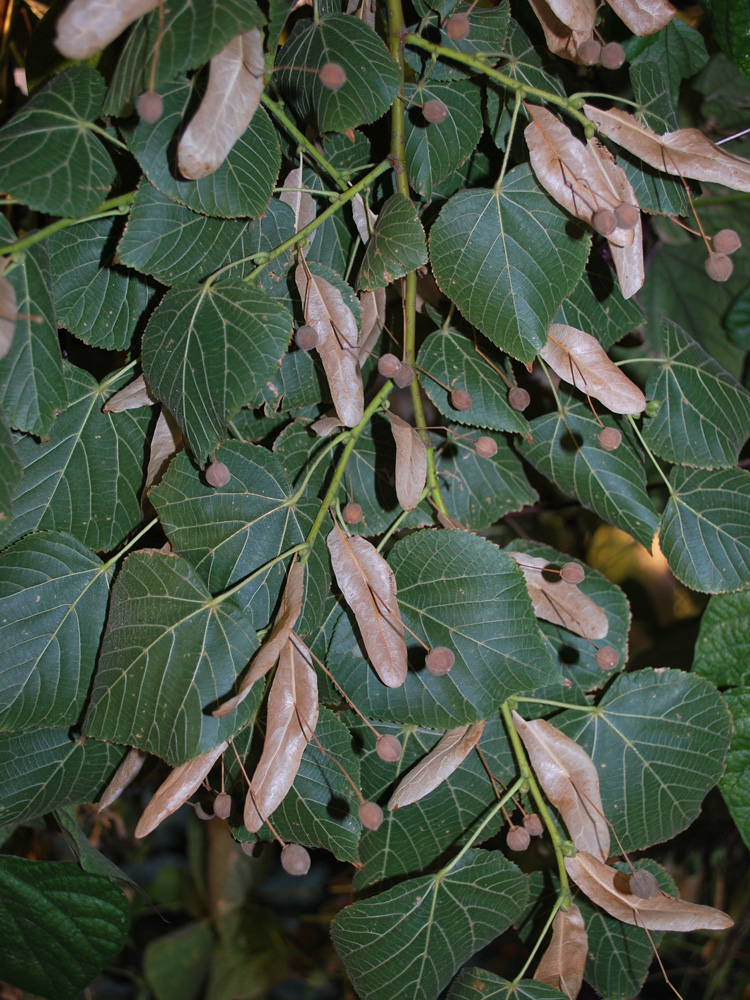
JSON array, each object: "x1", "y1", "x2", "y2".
[{"x1": 358, "y1": 193, "x2": 427, "y2": 290}]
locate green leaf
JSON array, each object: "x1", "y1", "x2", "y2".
[
  {"x1": 275, "y1": 15, "x2": 400, "y2": 133},
  {"x1": 702, "y1": 0, "x2": 750, "y2": 80},
  {"x1": 0, "y1": 407, "x2": 21, "y2": 527},
  {"x1": 54, "y1": 805, "x2": 139, "y2": 889},
  {"x1": 630, "y1": 59, "x2": 678, "y2": 132},
  {"x1": 694, "y1": 51, "x2": 750, "y2": 131},
  {"x1": 358, "y1": 193, "x2": 427, "y2": 290},
  {"x1": 417, "y1": 329, "x2": 530, "y2": 433},
  {"x1": 429, "y1": 165, "x2": 590, "y2": 362},
  {"x1": 142, "y1": 282, "x2": 292, "y2": 460},
  {"x1": 405, "y1": 6, "x2": 511, "y2": 84},
  {"x1": 719, "y1": 689, "x2": 750, "y2": 851},
  {"x1": 0, "y1": 728, "x2": 125, "y2": 825},
  {"x1": 557, "y1": 668, "x2": 732, "y2": 851},
  {"x1": 624, "y1": 18, "x2": 708, "y2": 104},
  {"x1": 660, "y1": 466, "x2": 750, "y2": 593},
  {"x1": 448, "y1": 968, "x2": 566, "y2": 999},
  {"x1": 0, "y1": 531, "x2": 110, "y2": 731},
  {"x1": 102, "y1": 16, "x2": 148, "y2": 116},
  {"x1": 0, "y1": 857, "x2": 129, "y2": 1000},
  {"x1": 0, "y1": 66, "x2": 114, "y2": 217},
  {"x1": 643, "y1": 320, "x2": 750, "y2": 468},
  {"x1": 693, "y1": 591, "x2": 750, "y2": 687},
  {"x1": 726, "y1": 286, "x2": 750, "y2": 350},
  {"x1": 83, "y1": 550, "x2": 259, "y2": 766},
  {"x1": 261, "y1": 351, "x2": 326, "y2": 413},
  {"x1": 0, "y1": 363, "x2": 150, "y2": 552},
  {"x1": 554, "y1": 255, "x2": 645, "y2": 351},
  {"x1": 123, "y1": 77, "x2": 280, "y2": 219},
  {"x1": 332, "y1": 849, "x2": 528, "y2": 1000},
  {"x1": 618, "y1": 148, "x2": 690, "y2": 216},
  {"x1": 519, "y1": 395, "x2": 659, "y2": 549},
  {"x1": 49, "y1": 216, "x2": 158, "y2": 350},
  {"x1": 144, "y1": 919, "x2": 214, "y2": 1000},
  {"x1": 328, "y1": 529, "x2": 558, "y2": 729}
]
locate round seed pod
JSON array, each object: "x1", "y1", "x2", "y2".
[
  {"x1": 577, "y1": 38, "x2": 602, "y2": 66},
  {"x1": 393, "y1": 363, "x2": 415, "y2": 389},
  {"x1": 508, "y1": 386, "x2": 530, "y2": 411},
  {"x1": 296, "y1": 325, "x2": 318, "y2": 351},
  {"x1": 451, "y1": 388, "x2": 473, "y2": 411},
  {"x1": 475, "y1": 436, "x2": 498, "y2": 459},
  {"x1": 425, "y1": 646, "x2": 455, "y2": 676},
  {"x1": 598, "y1": 427, "x2": 622, "y2": 451},
  {"x1": 600, "y1": 41, "x2": 625, "y2": 69},
  {"x1": 614, "y1": 202, "x2": 640, "y2": 230},
  {"x1": 524, "y1": 813, "x2": 544, "y2": 837},
  {"x1": 205, "y1": 461, "x2": 231, "y2": 488},
  {"x1": 592, "y1": 208, "x2": 618, "y2": 236},
  {"x1": 506, "y1": 824, "x2": 531, "y2": 852},
  {"x1": 137, "y1": 90, "x2": 164, "y2": 124},
  {"x1": 630, "y1": 869, "x2": 659, "y2": 899},
  {"x1": 213, "y1": 792, "x2": 232, "y2": 820},
  {"x1": 445, "y1": 12, "x2": 470, "y2": 39},
  {"x1": 358, "y1": 801, "x2": 384, "y2": 831},
  {"x1": 560, "y1": 562, "x2": 585, "y2": 585},
  {"x1": 194, "y1": 801, "x2": 212, "y2": 821},
  {"x1": 713, "y1": 228, "x2": 742, "y2": 255},
  {"x1": 318, "y1": 62, "x2": 347, "y2": 91},
  {"x1": 281, "y1": 843, "x2": 311, "y2": 876},
  {"x1": 378, "y1": 353, "x2": 402, "y2": 378},
  {"x1": 241, "y1": 840, "x2": 264, "y2": 857},
  {"x1": 596, "y1": 645, "x2": 620, "y2": 671},
  {"x1": 423, "y1": 98, "x2": 448, "y2": 125},
  {"x1": 376, "y1": 734, "x2": 402, "y2": 762},
  {"x1": 343, "y1": 502, "x2": 364, "y2": 524},
  {"x1": 705, "y1": 252, "x2": 734, "y2": 282}
]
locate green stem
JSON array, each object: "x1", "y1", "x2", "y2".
[
  {"x1": 208, "y1": 542, "x2": 311, "y2": 607},
  {"x1": 614, "y1": 358, "x2": 664, "y2": 366},
  {"x1": 261, "y1": 93, "x2": 349, "y2": 192},
  {"x1": 387, "y1": 0, "x2": 408, "y2": 197},
  {"x1": 626, "y1": 412, "x2": 675, "y2": 496},
  {"x1": 510, "y1": 895, "x2": 565, "y2": 987},
  {"x1": 513, "y1": 695, "x2": 600, "y2": 713},
  {"x1": 494, "y1": 94, "x2": 520, "y2": 193},
  {"x1": 290, "y1": 428, "x2": 352, "y2": 503},
  {"x1": 438, "y1": 776, "x2": 525, "y2": 879},
  {"x1": 0, "y1": 192, "x2": 136, "y2": 256},
  {"x1": 85, "y1": 121, "x2": 129, "y2": 151},
  {"x1": 101, "y1": 517, "x2": 159, "y2": 573},
  {"x1": 376, "y1": 498, "x2": 424, "y2": 553},
  {"x1": 99, "y1": 358, "x2": 139, "y2": 393}
]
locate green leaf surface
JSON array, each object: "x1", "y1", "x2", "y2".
[
  {"x1": 0, "y1": 408, "x2": 21, "y2": 527},
  {"x1": 693, "y1": 590, "x2": 750, "y2": 687},
  {"x1": 0, "y1": 363, "x2": 150, "y2": 552},
  {"x1": 0, "y1": 727, "x2": 125, "y2": 826},
  {"x1": 405, "y1": 6, "x2": 511, "y2": 84},
  {"x1": 702, "y1": 0, "x2": 750, "y2": 80},
  {"x1": 54, "y1": 805, "x2": 139, "y2": 889},
  {"x1": 275, "y1": 15, "x2": 400, "y2": 133},
  {"x1": 0, "y1": 531, "x2": 110, "y2": 731},
  {"x1": 0, "y1": 66, "x2": 114, "y2": 217},
  {"x1": 102, "y1": 16, "x2": 148, "y2": 116},
  {"x1": 630, "y1": 59, "x2": 678, "y2": 132},
  {"x1": 694, "y1": 51, "x2": 750, "y2": 131},
  {"x1": 554, "y1": 255, "x2": 644, "y2": 350},
  {"x1": 619, "y1": 149, "x2": 690, "y2": 217},
  {"x1": 83, "y1": 550, "x2": 259, "y2": 766},
  {"x1": 144, "y1": 919, "x2": 213, "y2": 1000},
  {"x1": 726, "y1": 286, "x2": 750, "y2": 350},
  {"x1": 643, "y1": 320, "x2": 750, "y2": 468},
  {"x1": 261, "y1": 350, "x2": 327, "y2": 413},
  {"x1": 332, "y1": 849, "x2": 528, "y2": 1000},
  {"x1": 624, "y1": 18, "x2": 708, "y2": 103},
  {"x1": 358, "y1": 193, "x2": 428, "y2": 290},
  {"x1": 719, "y1": 688, "x2": 750, "y2": 851},
  {"x1": 660, "y1": 466, "x2": 750, "y2": 593},
  {"x1": 557, "y1": 668, "x2": 732, "y2": 851},
  {"x1": 142, "y1": 282, "x2": 292, "y2": 460},
  {"x1": 429, "y1": 166, "x2": 590, "y2": 362},
  {"x1": 0, "y1": 857, "x2": 129, "y2": 1000},
  {"x1": 448, "y1": 968, "x2": 566, "y2": 999}
]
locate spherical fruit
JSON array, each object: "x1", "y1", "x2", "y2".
[
  {"x1": 508, "y1": 386, "x2": 530, "y2": 411},
  {"x1": 560, "y1": 562, "x2": 585, "y2": 585},
  {"x1": 598, "y1": 427, "x2": 622, "y2": 451},
  {"x1": 358, "y1": 801, "x2": 384, "y2": 831},
  {"x1": 318, "y1": 62, "x2": 346, "y2": 91},
  {"x1": 296, "y1": 325, "x2": 318, "y2": 351},
  {"x1": 241, "y1": 840, "x2": 264, "y2": 857},
  {"x1": 393, "y1": 363, "x2": 415, "y2": 389},
  {"x1": 281, "y1": 843, "x2": 311, "y2": 876},
  {"x1": 445, "y1": 12, "x2": 470, "y2": 39},
  {"x1": 630, "y1": 869, "x2": 659, "y2": 899},
  {"x1": 713, "y1": 228, "x2": 742, "y2": 255},
  {"x1": 137, "y1": 90, "x2": 163, "y2": 124},
  {"x1": 376, "y1": 734, "x2": 402, "y2": 762},
  {"x1": 425, "y1": 646, "x2": 455, "y2": 676},
  {"x1": 506, "y1": 825, "x2": 531, "y2": 852},
  {"x1": 343, "y1": 502, "x2": 364, "y2": 524},
  {"x1": 524, "y1": 813, "x2": 544, "y2": 837},
  {"x1": 205, "y1": 461, "x2": 231, "y2": 488},
  {"x1": 451, "y1": 388, "x2": 473, "y2": 411},
  {"x1": 423, "y1": 98, "x2": 448, "y2": 125},
  {"x1": 213, "y1": 792, "x2": 232, "y2": 820},
  {"x1": 592, "y1": 208, "x2": 618, "y2": 236},
  {"x1": 614, "y1": 202, "x2": 640, "y2": 230},
  {"x1": 595, "y1": 645, "x2": 620, "y2": 671},
  {"x1": 705, "y1": 252, "x2": 734, "y2": 282},
  {"x1": 600, "y1": 41, "x2": 625, "y2": 69},
  {"x1": 378, "y1": 353, "x2": 402, "y2": 378},
  {"x1": 577, "y1": 38, "x2": 602, "y2": 66},
  {"x1": 475, "y1": 436, "x2": 498, "y2": 459},
  {"x1": 194, "y1": 801, "x2": 212, "y2": 821}
]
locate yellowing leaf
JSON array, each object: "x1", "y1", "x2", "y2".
[
  {"x1": 508, "y1": 552, "x2": 609, "y2": 639},
  {"x1": 387, "y1": 721, "x2": 485, "y2": 810},
  {"x1": 102, "y1": 373, "x2": 157, "y2": 412},
  {"x1": 533, "y1": 904, "x2": 588, "y2": 1000},
  {"x1": 540, "y1": 324, "x2": 646, "y2": 414},
  {"x1": 0, "y1": 275, "x2": 16, "y2": 360},
  {"x1": 178, "y1": 28, "x2": 265, "y2": 180},
  {"x1": 97, "y1": 747, "x2": 147, "y2": 812},
  {"x1": 565, "y1": 851, "x2": 734, "y2": 931},
  {"x1": 135, "y1": 741, "x2": 228, "y2": 838},
  {"x1": 605, "y1": 0, "x2": 675, "y2": 36},
  {"x1": 243, "y1": 637, "x2": 319, "y2": 832},
  {"x1": 279, "y1": 165, "x2": 318, "y2": 244},
  {"x1": 386, "y1": 412, "x2": 427, "y2": 512},
  {"x1": 326, "y1": 525, "x2": 407, "y2": 688},
  {"x1": 513, "y1": 712, "x2": 610, "y2": 860},
  {"x1": 145, "y1": 408, "x2": 181, "y2": 492},
  {"x1": 55, "y1": 0, "x2": 160, "y2": 60}
]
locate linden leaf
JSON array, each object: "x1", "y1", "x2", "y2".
[
  {"x1": 135, "y1": 741, "x2": 228, "y2": 838},
  {"x1": 533, "y1": 904, "x2": 588, "y2": 1000},
  {"x1": 55, "y1": 0, "x2": 160, "y2": 60},
  {"x1": 387, "y1": 721, "x2": 485, "y2": 810},
  {"x1": 386, "y1": 412, "x2": 427, "y2": 512},
  {"x1": 508, "y1": 552, "x2": 609, "y2": 639}
]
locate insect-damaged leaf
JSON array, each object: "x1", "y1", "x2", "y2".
[
  {"x1": 55, "y1": 0, "x2": 160, "y2": 60},
  {"x1": 244, "y1": 637, "x2": 319, "y2": 832},
  {"x1": 327, "y1": 526, "x2": 408, "y2": 688},
  {"x1": 387, "y1": 721, "x2": 485, "y2": 810},
  {"x1": 533, "y1": 904, "x2": 587, "y2": 1000},
  {"x1": 508, "y1": 552, "x2": 609, "y2": 639},
  {"x1": 295, "y1": 264, "x2": 363, "y2": 427},
  {"x1": 513, "y1": 712, "x2": 609, "y2": 860},
  {"x1": 178, "y1": 29, "x2": 265, "y2": 180},
  {"x1": 565, "y1": 850, "x2": 733, "y2": 931},
  {"x1": 135, "y1": 741, "x2": 228, "y2": 838},
  {"x1": 540, "y1": 324, "x2": 646, "y2": 414},
  {"x1": 97, "y1": 747, "x2": 147, "y2": 812},
  {"x1": 605, "y1": 0, "x2": 676, "y2": 36},
  {"x1": 386, "y1": 412, "x2": 427, "y2": 512}
]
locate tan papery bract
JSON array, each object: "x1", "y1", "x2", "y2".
[
  {"x1": 358, "y1": 287, "x2": 386, "y2": 364},
  {"x1": 243, "y1": 638, "x2": 319, "y2": 833},
  {"x1": 145, "y1": 408, "x2": 182, "y2": 492},
  {"x1": 97, "y1": 747, "x2": 147, "y2": 812},
  {"x1": 386, "y1": 412, "x2": 427, "y2": 512},
  {"x1": 213, "y1": 559, "x2": 305, "y2": 718},
  {"x1": 508, "y1": 552, "x2": 609, "y2": 639},
  {"x1": 546, "y1": 0, "x2": 596, "y2": 33},
  {"x1": 0, "y1": 276, "x2": 16, "y2": 360},
  {"x1": 295, "y1": 265, "x2": 364, "y2": 427},
  {"x1": 178, "y1": 28, "x2": 265, "y2": 180},
  {"x1": 604, "y1": 0, "x2": 675, "y2": 36},
  {"x1": 565, "y1": 851, "x2": 734, "y2": 931},
  {"x1": 533, "y1": 904, "x2": 588, "y2": 999},
  {"x1": 584, "y1": 105, "x2": 750, "y2": 193},
  {"x1": 387, "y1": 721, "x2": 485, "y2": 810},
  {"x1": 279, "y1": 166, "x2": 317, "y2": 248},
  {"x1": 56, "y1": 0, "x2": 160, "y2": 60},
  {"x1": 352, "y1": 194, "x2": 377, "y2": 245},
  {"x1": 609, "y1": 226, "x2": 645, "y2": 299},
  {"x1": 436, "y1": 511, "x2": 466, "y2": 530},
  {"x1": 103, "y1": 373, "x2": 158, "y2": 412},
  {"x1": 135, "y1": 741, "x2": 228, "y2": 838},
  {"x1": 326, "y1": 526, "x2": 407, "y2": 688},
  {"x1": 310, "y1": 413, "x2": 344, "y2": 437},
  {"x1": 541, "y1": 324, "x2": 646, "y2": 414},
  {"x1": 513, "y1": 712, "x2": 610, "y2": 860},
  {"x1": 527, "y1": 0, "x2": 593, "y2": 62}
]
